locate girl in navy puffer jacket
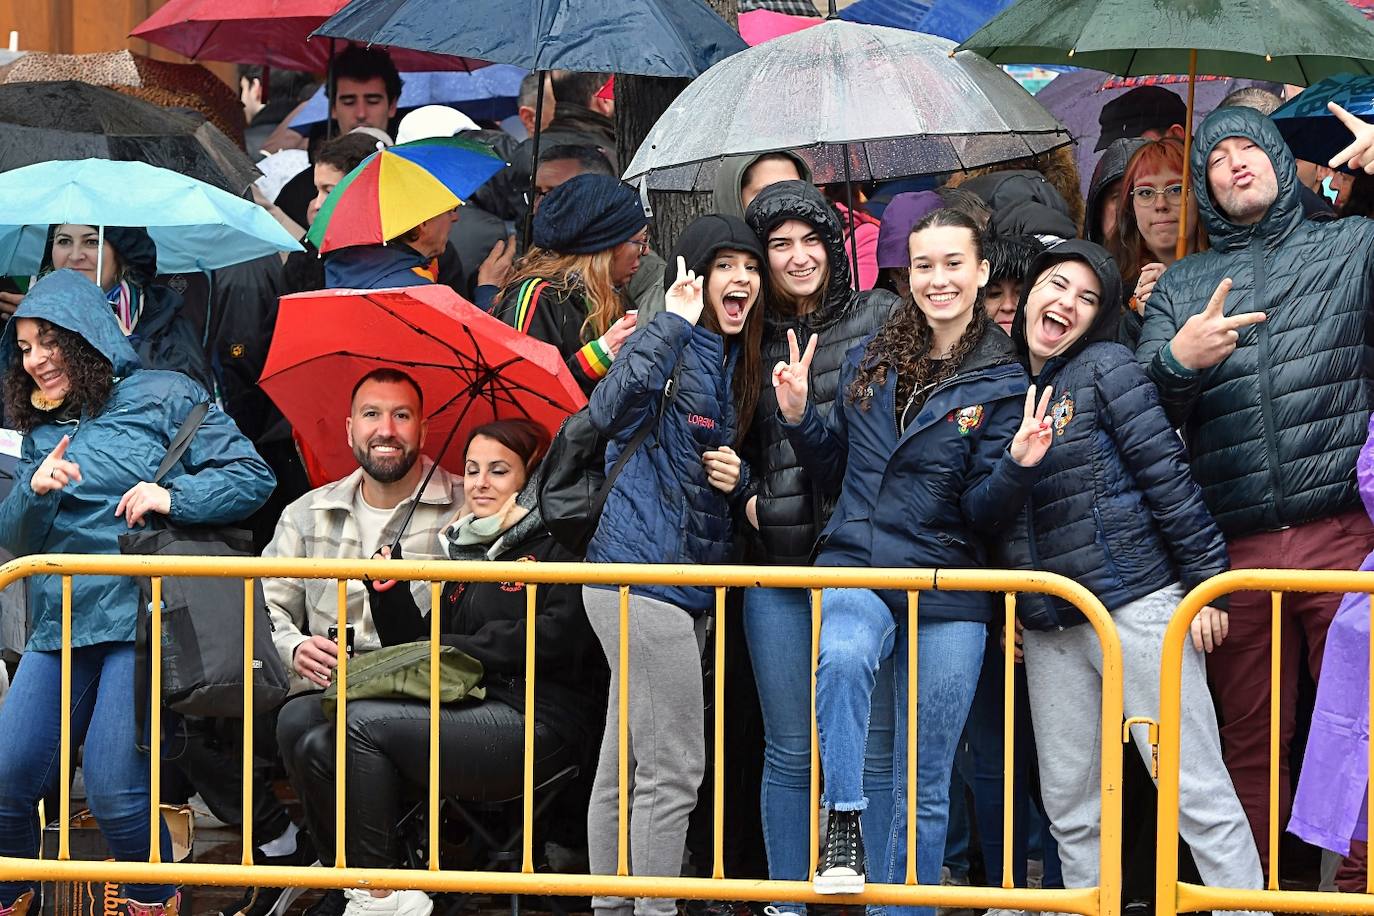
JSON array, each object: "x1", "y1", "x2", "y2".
[
  {"x1": 1003, "y1": 241, "x2": 1261, "y2": 895},
  {"x1": 774, "y1": 209, "x2": 1052, "y2": 908},
  {"x1": 582, "y1": 215, "x2": 763, "y2": 916}
]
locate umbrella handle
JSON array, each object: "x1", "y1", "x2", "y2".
[
  {"x1": 1176, "y1": 49, "x2": 1197, "y2": 263},
  {"x1": 521, "y1": 70, "x2": 549, "y2": 251}
]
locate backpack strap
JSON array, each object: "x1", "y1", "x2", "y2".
[
  {"x1": 590, "y1": 357, "x2": 685, "y2": 522},
  {"x1": 153, "y1": 402, "x2": 211, "y2": 484}
]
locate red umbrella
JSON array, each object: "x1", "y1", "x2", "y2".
[
  {"x1": 131, "y1": 0, "x2": 487, "y2": 71},
  {"x1": 260, "y1": 285, "x2": 586, "y2": 484}
]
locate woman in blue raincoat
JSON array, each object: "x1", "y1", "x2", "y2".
[{"x1": 0, "y1": 270, "x2": 274, "y2": 916}]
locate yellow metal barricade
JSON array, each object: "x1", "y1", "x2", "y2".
[
  {"x1": 0, "y1": 555, "x2": 1124, "y2": 916},
  {"x1": 1157, "y1": 569, "x2": 1374, "y2": 916}
]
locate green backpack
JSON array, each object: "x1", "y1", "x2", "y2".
[{"x1": 320, "y1": 641, "x2": 485, "y2": 718}]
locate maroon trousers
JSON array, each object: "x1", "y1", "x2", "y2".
[{"x1": 1210, "y1": 507, "x2": 1374, "y2": 881}]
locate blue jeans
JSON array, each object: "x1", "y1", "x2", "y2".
[
  {"x1": 0, "y1": 644, "x2": 173, "y2": 906},
  {"x1": 815, "y1": 588, "x2": 984, "y2": 916},
  {"x1": 743, "y1": 587, "x2": 895, "y2": 902}
]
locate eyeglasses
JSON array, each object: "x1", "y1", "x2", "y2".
[
  {"x1": 624, "y1": 236, "x2": 650, "y2": 254},
  {"x1": 1131, "y1": 184, "x2": 1185, "y2": 206}
]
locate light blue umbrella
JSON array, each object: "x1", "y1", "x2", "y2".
[
  {"x1": 289, "y1": 64, "x2": 527, "y2": 130},
  {"x1": 0, "y1": 158, "x2": 301, "y2": 276}
]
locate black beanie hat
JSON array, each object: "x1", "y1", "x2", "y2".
[
  {"x1": 1010, "y1": 238, "x2": 1125, "y2": 369},
  {"x1": 533, "y1": 174, "x2": 647, "y2": 254},
  {"x1": 663, "y1": 214, "x2": 765, "y2": 292}
]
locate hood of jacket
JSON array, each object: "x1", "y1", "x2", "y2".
[
  {"x1": 1192, "y1": 105, "x2": 1303, "y2": 254},
  {"x1": 663, "y1": 213, "x2": 766, "y2": 292},
  {"x1": 1085, "y1": 137, "x2": 1147, "y2": 244},
  {"x1": 1, "y1": 269, "x2": 140, "y2": 379},
  {"x1": 711, "y1": 151, "x2": 814, "y2": 221},
  {"x1": 744, "y1": 179, "x2": 853, "y2": 327},
  {"x1": 961, "y1": 170, "x2": 1071, "y2": 221},
  {"x1": 1011, "y1": 239, "x2": 1124, "y2": 371},
  {"x1": 323, "y1": 243, "x2": 432, "y2": 290}
]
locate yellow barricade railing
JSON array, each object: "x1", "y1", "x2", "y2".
[
  {"x1": 0, "y1": 555, "x2": 1123, "y2": 915},
  {"x1": 1158, "y1": 569, "x2": 1374, "y2": 916}
]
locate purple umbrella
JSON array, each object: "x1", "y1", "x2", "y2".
[{"x1": 1035, "y1": 70, "x2": 1282, "y2": 201}]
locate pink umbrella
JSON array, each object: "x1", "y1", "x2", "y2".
[{"x1": 738, "y1": 8, "x2": 822, "y2": 46}]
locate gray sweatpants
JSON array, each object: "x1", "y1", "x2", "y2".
[
  {"x1": 1023, "y1": 582, "x2": 1265, "y2": 901},
  {"x1": 583, "y1": 587, "x2": 707, "y2": 916}
]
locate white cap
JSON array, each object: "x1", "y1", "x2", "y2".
[
  {"x1": 347, "y1": 125, "x2": 394, "y2": 149},
  {"x1": 395, "y1": 105, "x2": 480, "y2": 144}
]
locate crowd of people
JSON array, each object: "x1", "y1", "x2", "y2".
[{"x1": 0, "y1": 36, "x2": 1371, "y2": 916}]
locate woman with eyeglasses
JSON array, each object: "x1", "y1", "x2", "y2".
[
  {"x1": 1108, "y1": 139, "x2": 1207, "y2": 328},
  {"x1": 495, "y1": 174, "x2": 649, "y2": 396}
]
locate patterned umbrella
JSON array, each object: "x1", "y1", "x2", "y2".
[{"x1": 307, "y1": 136, "x2": 506, "y2": 253}]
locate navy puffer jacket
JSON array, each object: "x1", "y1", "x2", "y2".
[
  {"x1": 745, "y1": 181, "x2": 899, "y2": 565},
  {"x1": 784, "y1": 325, "x2": 1036, "y2": 622},
  {"x1": 1002, "y1": 241, "x2": 1228, "y2": 628},
  {"x1": 586, "y1": 311, "x2": 748, "y2": 614},
  {"x1": 1136, "y1": 106, "x2": 1374, "y2": 537}
]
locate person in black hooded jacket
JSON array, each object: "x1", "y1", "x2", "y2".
[
  {"x1": 39, "y1": 225, "x2": 213, "y2": 392},
  {"x1": 1001, "y1": 240, "x2": 1262, "y2": 896},
  {"x1": 738, "y1": 180, "x2": 900, "y2": 899}
]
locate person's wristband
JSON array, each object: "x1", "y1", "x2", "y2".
[{"x1": 1160, "y1": 341, "x2": 1200, "y2": 379}]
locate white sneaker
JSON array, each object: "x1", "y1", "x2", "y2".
[{"x1": 340, "y1": 890, "x2": 432, "y2": 916}]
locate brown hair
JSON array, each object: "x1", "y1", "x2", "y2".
[
  {"x1": 848, "y1": 209, "x2": 990, "y2": 411},
  {"x1": 3, "y1": 320, "x2": 114, "y2": 431},
  {"x1": 464, "y1": 419, "x2": 551, "y2": 475},
  {"x1": 1108, "y1": 138, "x2": 1207, "y2": 286},
  {"x1": 501, "y1": 247, "x2": 622, "y2": 340},
  {"x1": 697, "y1": 248, "x2": 766, "y2": 445}
]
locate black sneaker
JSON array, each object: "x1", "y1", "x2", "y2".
[
  {"x1": 303, "y1": 890, "x2": 347, "y2": 916},
  {"x1": 814, "y1": 810, "x2": 865, "y2": 894},
  {"x1": 226, "y1": 830, "x2": 321, "y2": 916}
]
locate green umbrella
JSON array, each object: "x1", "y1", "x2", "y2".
[{"x1": 957, "y1": 0, "x2": 1374, "y2": 257}]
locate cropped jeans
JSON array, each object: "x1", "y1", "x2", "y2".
[{"x1": 814, "y1": 588, "x2": 985, "y2": 916}]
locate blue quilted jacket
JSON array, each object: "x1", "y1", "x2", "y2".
[{"x1": 586, "y1": 312, "x2": 749, "y2": 614}]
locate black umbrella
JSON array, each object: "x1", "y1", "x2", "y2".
[{"x1": 0, "y1": 81, "x2": 259, "y2": 195}]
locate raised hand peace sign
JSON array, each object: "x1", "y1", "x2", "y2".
[
  {"x1": 1169, "y1": 278, "x2": 1266, "y2": 372},
  {"x1": 773, "y1": 328, "x2": 818, "y2": 425},
  {"x1": 664, "y1": 255, "x2": 705, "y2": 325},
  {"x1": 1010, "y1": 385, "x2": 1054, "y2": 467},
  {"x1": 1328, "y1": 102, "x2": 1374, "y2": 174}
]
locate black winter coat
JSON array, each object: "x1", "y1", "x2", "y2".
[
  {"x1": 744, "y1": 181, "x2": 899, "y2": 565},
  {"x1": 785, "y1": 328, "x2": 1036, "y2": 622},
  {"x1": 1136, "y1": 106, "x2": 1374, "y2": 537},
  {"x1": 365, "y1": 514, "x2": 604, "y2": 754},
  {"x1": 997, "y1": 343, "x2": 1228, "y2": 628},
  {"x1": 495, "y1": 278, "x2": 609, "y2": 396}
]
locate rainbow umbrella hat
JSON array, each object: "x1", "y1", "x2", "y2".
[{"x1": 307, "y1": 136, "x2": 506, "y2": 253}]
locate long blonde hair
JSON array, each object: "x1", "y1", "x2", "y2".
[{"x1": 502, "y1": 247, "x2": 622, "y2": 339}]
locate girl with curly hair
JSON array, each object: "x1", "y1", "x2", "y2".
[{"x1": 772, "y1": 208, "x2": 1053, "y2": 910}]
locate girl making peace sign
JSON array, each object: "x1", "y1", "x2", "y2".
[{"x1": 773, "y1": 208, "x2": 1051, "y2": 909}]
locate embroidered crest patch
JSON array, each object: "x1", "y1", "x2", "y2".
[
  {"x1": 1051, "y1": 393, "x2": 1075, "y2": 435},
  {"x1": 952, "y1": 404, "x2": 985, "y2": 436}
]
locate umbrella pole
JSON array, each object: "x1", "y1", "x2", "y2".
[
  {"x1": 843, "y1": 144, "x2": 860, "y2": 292},
  {"x1": 96, "y1": 225, "x2": 104, "y2": 293},
  {"x1": 325, "y1": 38, "x2": 337, "y2": 141},
  {"x1": 1176, "y1": 49, "x2": 1197, "y2": 263},
  {"x1": 521, "y1": 70, "x2": 549, "y2": 251}
]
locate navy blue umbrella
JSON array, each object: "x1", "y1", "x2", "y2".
[
  {"x1": 312, "y1": 0, "x2": 746, "y2": 77},
  {"x1": 839, "y1": 0, "x2": 1015, "y2": 43},
  {"x1": 1272, "y1": 74, "x2": 1374, "y2": 173}
]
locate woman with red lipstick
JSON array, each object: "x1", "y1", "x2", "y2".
[{"x1": 1108, "y1": 139, "x2": 1207, "y2": 321}]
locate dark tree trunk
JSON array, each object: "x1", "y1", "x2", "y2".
[{"x1": 615, "y1": 0, "x2": 739, "y2": 254}]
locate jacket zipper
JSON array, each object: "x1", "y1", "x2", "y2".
[{"x1": 1249, "y1": 238, "x2": 1286, "y2": 523}]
